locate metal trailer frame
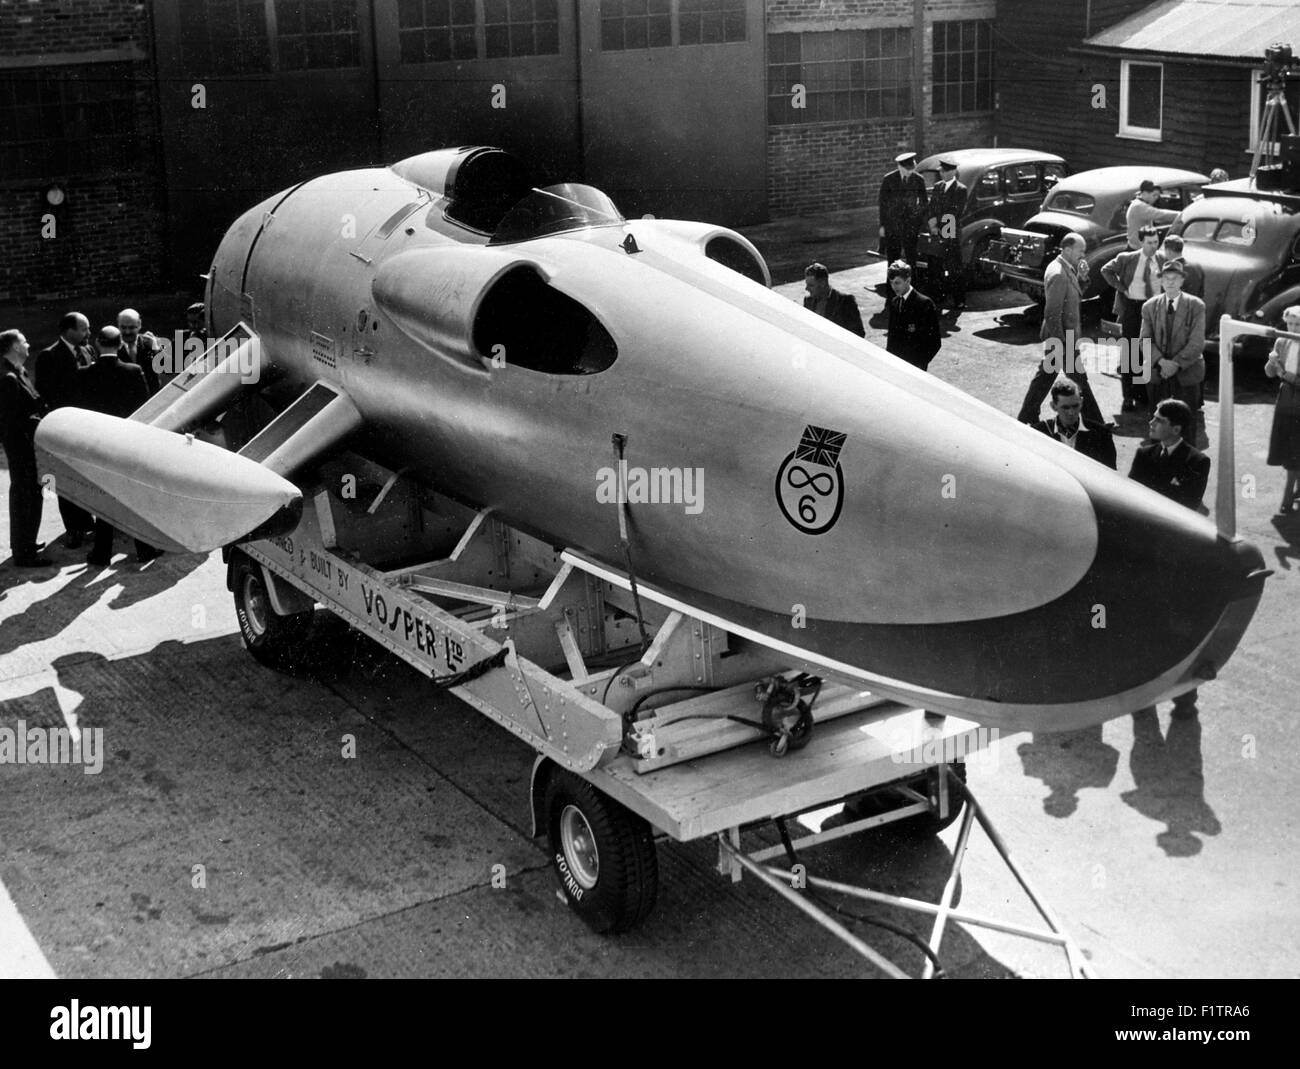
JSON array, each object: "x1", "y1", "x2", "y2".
[{"x1": 228, "y1": 450, "x2": 1092, "y2": 978}]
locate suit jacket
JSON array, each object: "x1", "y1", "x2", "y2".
[
  {"x1": 118, "y1": 333, "x2": 161, "y2": 395},
  {"x1": 34, "y1": 337, "x2": 93, "y2": 410},
  {"x1": 1128, "y1": 439, "x2": 1210, "y2": 510},
  {"x1": 926, "y1": 179, "x2": 968, "y2": 238},
  {"x1": 886, "y1": 288, "x2": 941, "y2": 370},
  {"x1": 1100, "y1": 249, "x2": 1161, "y2": 319},
  {"x1": 878, "y1": 169, "x2": 928, "y2": 236},
  {"x1": 1032, "y1": 417, "x2": 1117, "y2": 469},
  {"x1": 1140, "y1": 293, "x2": 1206, "y2": 385},
  {"x1": 1040, "y1": 254, "x2": 1083, "y2": 344},
  {"x1": 78, "y1": 356, "x2": 149, "y2": 419},
  {"x1": 0, "y1": 359, "x2": 44, "y2": 469},
  {"x1": 805, "y1": 288, "x2": 865, "y2": 337}
]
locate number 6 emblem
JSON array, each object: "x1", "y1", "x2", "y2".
[{"x1": 776, "y1": 424, "x2": 847, "y2": 535}]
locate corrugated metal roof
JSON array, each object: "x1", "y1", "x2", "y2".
[{"x1": 1082, "y1": 0, "x2": 1300, "y2": 62}]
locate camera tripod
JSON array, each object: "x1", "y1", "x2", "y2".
[{"x1": 1251, "y1": 75, "x2": 1298, "y2": 179}]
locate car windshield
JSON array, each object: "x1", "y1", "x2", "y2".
[
  {"x1": 1042, "y1": 190, "x2": 1095, "y2": 216},
  {"x1": 490, "y1": 183, "x2": 625, "y2": 245}
]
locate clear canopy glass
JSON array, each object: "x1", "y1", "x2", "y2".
[{"x1": 490, "y1": 183, "x2": 624, "y2": 245}]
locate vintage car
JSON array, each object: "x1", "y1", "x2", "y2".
[
  {"x1": 984, "y1": 165, "x2": 1209, "y2": 300},
  {"x1": 1169, "y1": 181, "x2": 1300, "y2": 355},
  {"x1": 913, "y1": 148, "x2": 1068, "y2": 285}
]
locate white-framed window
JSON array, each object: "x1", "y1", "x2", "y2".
[
  {"x1": 1118, "y1": 59, "x2": 1163, "y2": 141},
  {"x1": 1249, "y1": 67, "x2": 1300, "y2": 154}
]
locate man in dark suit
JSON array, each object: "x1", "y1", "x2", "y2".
[
  {"x1": 925, "y1": 158, "x2": 969, "y2": 313},
  {"x1": 1129, "y1": 398, "x2": 1210, "y2": 718},
  {"x1": 0, "y1": 329, "x2": 51, "y2": 567},
  {"x1": 803, "y1": 262, "x2": 865, "y2": 337},
  {"x1": 34, "y1": 311, "x2": 95, "y2": 545},
  {"x1": 1101, "y1": 225, "x2": 1162, "y2": 412},
  {"x1": 1140, "y1": 259, "x2": 1206, "y2": 414},
  {"x1": 1016, "y1": 234, "x2": 1105, "y2": 426},
  {"x1": 883, "y1": 261, "x2": 941, "y2": 371},
  {"x1": 1032, "y1": 380, "x2": 1117, "y2": 468},
  {"x1": 878, "y1": 152, "x2": 928, "y2": 267},
  {"x1": 117, "y1": 308, "x2": 161, "y2": 395},
  {"x1": 79, "y1": 326, "x2": 161, "y2": 566}
]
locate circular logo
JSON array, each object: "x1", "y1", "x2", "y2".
[{"x1": 776, "y1": 451, "x2": 845, "y2": 535}]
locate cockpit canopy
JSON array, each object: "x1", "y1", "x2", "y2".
[{"x1": 489, "y1": 184, "x2": 625, "y2": 245}]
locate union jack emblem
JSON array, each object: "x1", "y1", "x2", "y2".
[{"x1": 794, "y1": 425, "x2": 847, "y2": 468}]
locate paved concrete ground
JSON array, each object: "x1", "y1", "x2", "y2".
[{"x1": 1, "y1": 243, "x2": 1296, "y2": 979}]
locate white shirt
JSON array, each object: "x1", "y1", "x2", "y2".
[
  {"x1": 1053, "y1": 419, "x2": 1080, "y2": 449},
  {"x1": 1127, "y1": 253, "x2": 1158, "y2": 301}
]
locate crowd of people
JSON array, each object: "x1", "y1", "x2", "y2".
[
  {"x1": 794, "y1": 155, "x2": 1300, "y2": 717},
  {"x1": 1, "y1": 304, "x2": 205, "y2": 569},
  {"x1": 799, "y1": 155, "x2": 1300, "y2": 523}
]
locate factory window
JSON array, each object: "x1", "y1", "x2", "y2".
[
  {"x1": 767, "y1": 29, "x2": 913, "y2": 126},
  {"x1": 181, "y1": 0, "x2": 273, "y2": 73},
  {"x1": 484, "y1": 0, "x2": 560, "y2": 58},
  {"x1": 601, "y1": 0, "x2": 672, "y2": 51},
  {"x1": 398, "y1": 0, "x2": 560, "y2": 62},
  {"x1": 0, "y1": 66, "x2": 139, "y2": 181},
  {"x1": 678, "y1": 0, "x2": 745, "y2": 46},
  {"x1": 931, "y1": 19, "x2": 992, "y2": 115},
  {"x1": 276, "y1": 0, "x2": 361, "y2": 70},
  {"x1": 398, "y1": 0, "x2": 477, "y2": 63},
  {"x1": 1119, "y1": 60, "x2": 1163, "y2": 141}
]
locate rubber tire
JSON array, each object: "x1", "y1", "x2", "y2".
[
  {"x1": 544, "y1": 769, "x2": 658, "y2": 934},
  {"x1": 910, "y1": 761, "x2": 967, "y2": 835},
  {"x1": 231, "y1": 555, "x2": 314, "y2": 670},
  {"x1": 846, "y1": 762, "x2": 967, "y2": 837}
]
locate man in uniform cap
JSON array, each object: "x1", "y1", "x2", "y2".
[
  {"x1": 878, "y1": 151, "x2": 927, "y2": 268},
  {"x1": 925, "y1": 158, "x2": 968, "y2": 314}
]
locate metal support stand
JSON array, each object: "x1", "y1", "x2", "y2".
[{"x1": 717, "y1": 768, "x2": 1095, "y2": 979}]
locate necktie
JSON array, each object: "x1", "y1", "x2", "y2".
[
  {"x1": 894, "y1": 297, "x2": 905, "y2": 314},
  {"x1": 1142, "y1": 257, "x2": 1153, "y2": 297}
]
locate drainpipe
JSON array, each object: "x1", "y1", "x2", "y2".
[{"x1": 913, "y1": 0, "x2": 925, "y2": 156}]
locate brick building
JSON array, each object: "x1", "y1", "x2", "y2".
[
  {"x1": 0, "y1": 0, "x2": 166, "y2": 303},
  {"x1": 1, "y1": 0, "x2": 999, "y2": 301},
  {"x1": 766, "y1": 0, "x2": 996, "y2": 216}
]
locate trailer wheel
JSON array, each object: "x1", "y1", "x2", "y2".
[
  {"x1": 845, "y1": 762, "x2": 967, "y2": 836},
  {"x1": 912, "y1": 761, "x2": 967, "y2": 835},
  {"x1": 232, "y1": 556, "x2": 313, "y2": 669},
  {"x1": 544, "y1": 770, "x2": 658, "y2": 934}
]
